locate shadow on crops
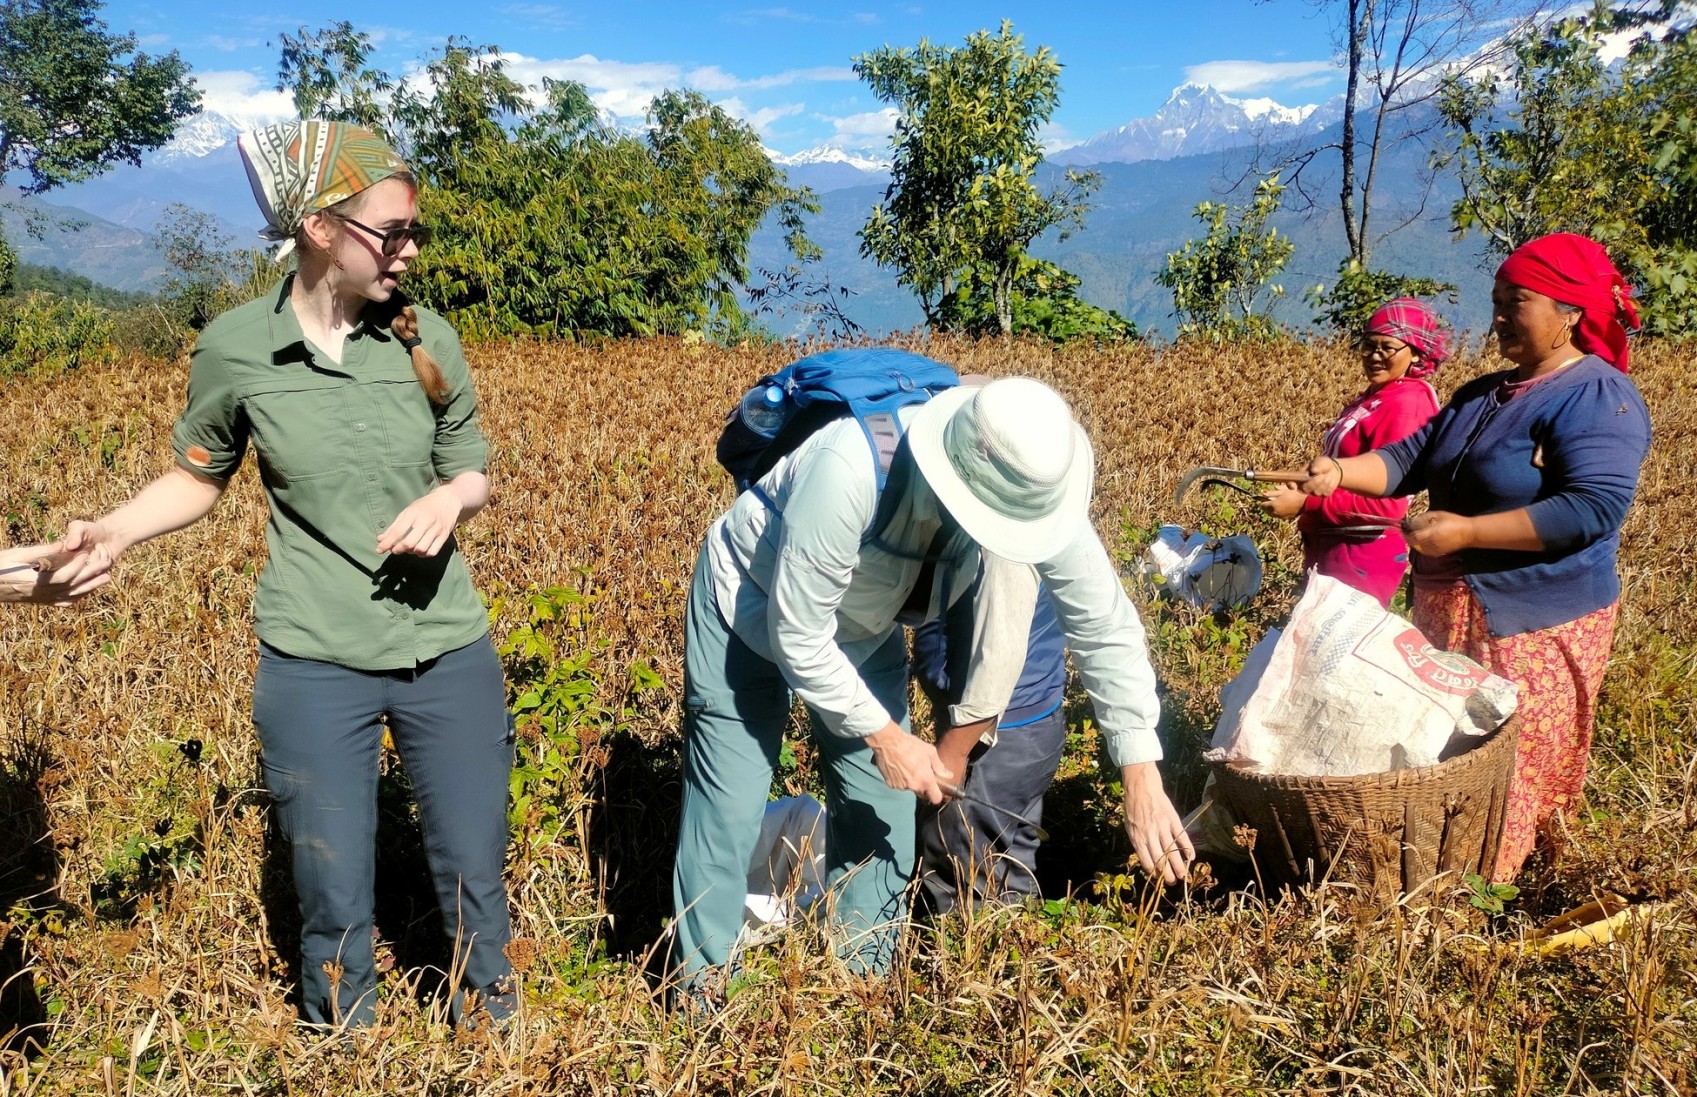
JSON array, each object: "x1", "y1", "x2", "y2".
[
  {"x1": 589, "y1": 731, "x2": 683, "y2": 958},
  {"x1": 0, "y1": 730, "x2": 62, "y2": 1055}
]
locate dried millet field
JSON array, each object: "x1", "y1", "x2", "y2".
[{"x1": 0, "y1": 335, "x2": 1692, "y2": 1095}]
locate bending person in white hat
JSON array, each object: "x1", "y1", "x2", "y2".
[{"x1": 671, "y1": 375, "x2": 1191, "y2": 998}]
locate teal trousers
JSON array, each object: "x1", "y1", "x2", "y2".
[{"x1": 672, "y1": 549, "x2": 915, "y2": 987}]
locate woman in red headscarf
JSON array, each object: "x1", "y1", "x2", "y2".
[
  {"x1": 1261, "y1": 297, "x2": 1444, "y2": 606},
  {"x1": 1295, "y1": 234, "x2": 1652, "y2": 881}
]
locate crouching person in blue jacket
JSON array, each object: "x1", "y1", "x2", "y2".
[{"x1": 670, "y1": 374, "x2": 1193, "y2": 1000}]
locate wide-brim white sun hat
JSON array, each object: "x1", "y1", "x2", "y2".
[{"x1": 906, "y1": 377, "x2": 1094, "y2": 565}]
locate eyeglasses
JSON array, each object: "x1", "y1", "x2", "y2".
[
  {"x1": 339, "y1": 215, "x2": 434, "y2": 257},
  {"x1": 1357, "y1": 339, "x2": 1410, "y2": 359}
]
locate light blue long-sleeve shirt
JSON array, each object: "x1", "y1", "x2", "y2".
[{"x1": 702, "y1": 412, "x2": 1163, "y2": 766}]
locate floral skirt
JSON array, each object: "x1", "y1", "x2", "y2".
[{"x1": 1412, "y1": 581, "x2": 1619, "y2": 883}]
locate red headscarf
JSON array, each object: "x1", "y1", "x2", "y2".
[
  {"x1": 1496, "y1": 233, "x2": 1639, "y2": 373},
  {"x1": 1363, "y1": 297, "x2": 1450, "y2": 379}
]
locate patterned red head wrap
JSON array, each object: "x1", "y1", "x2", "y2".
[
  {"x1": 1363, "y1": 297, "x2": 1449, "y2": 379},
  {"x1": 1496, "y1": 233, "x2": 1638, "y2": 373}
]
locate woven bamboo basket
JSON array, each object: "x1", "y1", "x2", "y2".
[{"x1": 1208, "y1": 713, "x2": 1520, "y2": 899}]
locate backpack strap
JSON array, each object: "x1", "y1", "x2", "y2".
[{"x1": 858, "y1": 408, "x2": 905, "y2": 491}]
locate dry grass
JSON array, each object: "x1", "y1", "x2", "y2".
[{"x1": 0, "y1": 335, "x2": 1691, "y2": 1095}]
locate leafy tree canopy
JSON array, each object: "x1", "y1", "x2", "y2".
[
  {"x1": 1439, "y1": 0, "x2": 1697, "y2": 335},
  {"x1": 947, "y1": 257, "x2": 1137, "y2": 344},
  {"x1": 276, "y1": 25, "x2": 818, "y2": 341},
  {"x1": 1156, "y1": 172, "x2": 1295, "y2": 343},
  {"x1": 0, "y1": 0, "x2": 199, "y2": 195},
  {"x1": 854, "y1": 21, "x2": 1102, "y2": 335}
]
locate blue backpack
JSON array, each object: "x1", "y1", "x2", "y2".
[{"x1": 716, "y1": 348, "x2": 960, "y2": 497}]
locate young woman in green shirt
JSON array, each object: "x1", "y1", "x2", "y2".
[{"x1": 62, "y1": 121, "x2": 515, "y2": 1030}]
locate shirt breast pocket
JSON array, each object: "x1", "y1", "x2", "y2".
[
  {"x1": 371, "y1": 376, "x2": 438, "y2": 471},
  {"x1": 241, "y1": 381, "x2": 349, "y2": 482}
]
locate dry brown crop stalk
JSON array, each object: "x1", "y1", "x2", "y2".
[{"x1": 0, "y1": 336, "x2": 1692, "y2": 1092}]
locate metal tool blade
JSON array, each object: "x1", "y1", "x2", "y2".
[{"x1": 939, "y1": 782, "x2": 1050, "y2": 842}]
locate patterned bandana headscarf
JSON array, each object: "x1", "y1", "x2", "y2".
[
  {"x1": 1496, "y1": 233, "x2": 1638, "y2": 373},
  {"x1": 237, "y1": 120, "x2": 407, "y2": 264},
  {"x1": 1363, "y1": 297, "x2": 1450, "y2": 380}
]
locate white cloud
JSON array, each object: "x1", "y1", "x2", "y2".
[
  {"x1": 730, "y1": 7, "x2": 819, "y2": 24},
  {"x1": 819, "y1": 107, "x2": 899, "y2": 149},
  {"x1": 204, "y1": 35, "x2": 265, "y2": 53},
  {"x1": 499, "y1": 52, "x2": 853, "y2": 120},
  {"x1": 191, "y1": 70, "x2": 294, "y2": 128},
  {"x1": 699, "y1": 65, "x2": 856, "y2": 91},
  {"x1": 500, "y1": 53, "x2": 684, "y2": 117},
  {"x1": 1036, "y1": 121, "x2": 1078, "y2": 156},
  {"x1": 1182, "y1": 59, "x2": 1338, "y2": 93},
  {"x1": 728, "y1": 7, "x2": 881, "y2": 27},
  {"x1": 717, "y1": 97, "x2": 806, "y2": 135}
]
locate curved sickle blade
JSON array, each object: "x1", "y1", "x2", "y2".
[{"x1": 1173, "y1": 465, "x2": 1243, "y2": 506}]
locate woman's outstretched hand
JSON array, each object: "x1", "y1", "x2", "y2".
[{"x1": 0, "y1": 541, "x2": 110, "y2": 604}]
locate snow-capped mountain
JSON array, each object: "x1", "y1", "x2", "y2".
[
  {"x1": 766, "y1": 145, "x2": 891, "y2": 192},
  {"x1": 1052, "y1": 83, "x2": 1342, "y2": 166},
  {"x1": 767, "y1": 145, "x2": 891, "y2": 172},
  {"x1": 154, "y1": 110, "x2": 249, "y2": 165}
]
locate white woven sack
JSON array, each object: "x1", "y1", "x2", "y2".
[{"x1": 1206, "y1": 573, "x2": 1517, "y2": 777}]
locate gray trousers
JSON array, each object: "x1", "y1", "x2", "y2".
[
  {"x1": 916, "y1": 705, "x2": 1067, "y2": 916},
  {"x1": 252, "y1": 637, "x2": 514, "y2": 1027},
  {"x1": 673, "y1": 552, "x2": 916, "y2": 987}
]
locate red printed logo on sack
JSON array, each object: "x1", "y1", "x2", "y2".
[{"x1": 1391, "y1": 628, "x2": 1483, "y2": 694}]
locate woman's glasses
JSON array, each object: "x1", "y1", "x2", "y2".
[
  {"x1": 1356, "y1": 338, "x2": 1410, "y2": 359},
  {"x1": 340, "y1": 215, "x2": 434, "y2": 257}
]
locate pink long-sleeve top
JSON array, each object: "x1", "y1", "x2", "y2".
[{"x1": 1296, "y1": 375, "x2": 1440, "y2": 605}]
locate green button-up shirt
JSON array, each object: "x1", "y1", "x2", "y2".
[{"x1": 172, "y1": 277, "x2": 490, "y2": 670}]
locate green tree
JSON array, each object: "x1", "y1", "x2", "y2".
[
  {"x1": 1438, "y1": 1, "x2": 1697, "y2": 334},
  {"x1": 1156, "y1": 172, "x2": 1295, "y2": 342},
  {"x1": 154, "y1": 203, "x2": 268, "y2": 332},
  {"x1": 854, "y1": 21, "x2": 1101, "y2": 335},
  {"x1": 1307, "y1": 260, "x2": 1455, "y2": 333},
  {"x1": 0, "y1": 0, "x2": 198, "y2": 194},
  {"x1": 0, "y1": 0, "x2": 198, "y2": 296},
  {"x1": 948, "y1": 256, "x2": 1137, "y2": 344},
  {"x1": 274, "y1": 27, "x2": 816, "y2": 340}
]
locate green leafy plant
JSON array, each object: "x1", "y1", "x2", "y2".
[
  {"x1": 276, "y1": 27, "x2": 818, "y2": 341},
  {"x1": 1464, "y1": 870, "x2": 1521, "y2": 915},
  {"x1": 948, "y1": 257, "x2": 1138, "y2": 344},
  {"x1": 1438, "y1": 0, "x2": 1697, "y2": 335},
  {"x1": 0, "y1": 290, "x2": 117, "y2": 377},
  {"x1": 1307, "y1": 260, "x2": 1457, "y2": 334},
  {"x1": 1156, "y1": 172, "x2": 1295, "y2": 343}
]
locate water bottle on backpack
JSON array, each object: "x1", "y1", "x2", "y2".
[{"x1": 739, "y1": 383, "x2": 789, "y2": 438}]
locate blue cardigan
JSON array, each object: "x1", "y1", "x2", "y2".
[{"x1": 1377, "y1": 355, "x2": 1651, "y2": 636}]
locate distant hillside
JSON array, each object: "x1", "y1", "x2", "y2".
[
  {"x1": 749, "y1": 109, "x2": 1498, "y2": 339},
  {"x1": 15, "y1": 99, "x2": 1499, "y2": 338},
  {"x1": 0, "y1": 188, "x2": 168, "y2": 292}
]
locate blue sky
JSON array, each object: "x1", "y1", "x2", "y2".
[{"x1": 104, "y1": 1, "x2": 1352, "y2": 155}]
